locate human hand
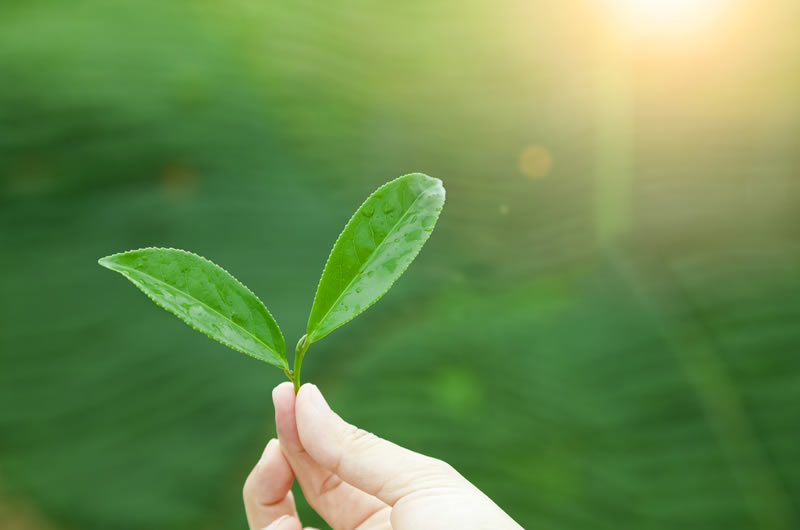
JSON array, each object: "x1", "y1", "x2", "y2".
[{"x1": 243, "y1": 382, "x2": 523, "y2": 530}]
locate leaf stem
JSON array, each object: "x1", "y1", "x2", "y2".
[{"x1": 292, "y1": 334, "x2": 311, "y2": 393}]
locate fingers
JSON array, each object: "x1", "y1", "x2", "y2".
[
  {"x1": 295, "y1": 383, "x2": 471, "y2": 506},
  {"x1": 243, "y1": 438, "x2": 298, "y2": 530},
  {"x1": 262, "y1": 514, "x2": 302, "y2": 530},
  {"x1": 262, "y1": 514, "x2": 321, "y2": 530},
  {"x1": 273, "y1": 382, "x2": 391, "y2": 530}
]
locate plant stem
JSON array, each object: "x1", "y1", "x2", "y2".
[{"x1": 292, "y1": 334, "x2": 311, "y2": 393}]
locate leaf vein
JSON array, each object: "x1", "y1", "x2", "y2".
[
  {"x1": 114, "y1": 264, "x2": 281, "y2": 362},
  {"x1": 310, "y1": 188, "x2": 434, "y2": 338}
]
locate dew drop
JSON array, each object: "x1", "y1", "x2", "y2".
[
  {"x1": 367, "y1": 270, "x2": 375, "y2": 278},
  {"x1": 382, "y1": 202, "x2": 396, "y2": 214},
  {"x1": 404, "y1": 229, "x2": 422, "y2": 242},
  {"x1": 383, "y1": 257, "x2": 399, "y2": 273},
  {"x1": 362, "y1": 203, "x2": 375, "y2": 217},
  {"x1": 356, "y1": 286, "x2": 363, "y2": 293},
  {"x1": 410, "y1": 215, "x2": 418, "y2": 223}
]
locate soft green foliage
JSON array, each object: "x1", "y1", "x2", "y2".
[
  {"x1": 98, "y1": 248, "x2": 287, "y2": 369},
  {"x1": 5, "y1": 2, "x2": 798, "y2": 529},
  {"x1": 98, "y1": 175, "x2": 445, "y2": 388},
  {"x1": 307, "y1": 173, "x2": 445, "y2": 342}
]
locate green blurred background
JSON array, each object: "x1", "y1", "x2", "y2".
[{"x1": 1, "y1": 1, "x2": 799, "y2": 528}]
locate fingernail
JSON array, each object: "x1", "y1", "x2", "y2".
[
  {"x1": 271, "y1": 386, "x2": 281, "y2": 408},
  {"x1": 258, "y1": 438, "x2": 277, "y2": 466},
  {"x1": 267, "y1": 514, "x2": 291, "y2": 529},
  {"x1": 307, "y1": 384, "x2": 330, "y2": 413}
]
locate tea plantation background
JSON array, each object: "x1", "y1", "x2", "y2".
[{"x1": 1, "y1": 1, "x2": 799, "y2": 529}]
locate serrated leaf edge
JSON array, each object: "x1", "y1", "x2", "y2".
[
  {"x1": 99, "y1": 247, "x2": 288, "y2": 369},
  {"x1": 307, "y1": 174, "x2": 445, "y2": 342}
]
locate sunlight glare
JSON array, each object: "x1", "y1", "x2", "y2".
[{"x1": 607, "y1": 0, "x2": 730, "y2": 36}]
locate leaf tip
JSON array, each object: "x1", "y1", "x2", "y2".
[{"x1": 411, "y1": 172, "x2": 445, "y2": 198}]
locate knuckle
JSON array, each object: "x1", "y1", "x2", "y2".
[
  {"x1": 344, "y1": 424, "x2": 379, "y2": 449},
  {"x1": 424, "y1": 456, "x2": 457, "y2": 477},
  {"x1": 317, "y1": 472, "x2": 343, "y2": 497}
]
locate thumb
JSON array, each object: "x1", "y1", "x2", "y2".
[{"x1": 294, "y1": 383, "x2": 470, "y2": 506}]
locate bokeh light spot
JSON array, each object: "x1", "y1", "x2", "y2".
[
  {"x1": 7, "y1": 157, "x2": 54, "y2": 196},
  {"x1": 160, "y1": 162, "x2": 197, "y2": 198},
  {"x1": 432, "y1": 367, "x2": 481, "y2": 415},
  {"x1": 519, "y1": 144, "x2": 553, "y2": 180}
]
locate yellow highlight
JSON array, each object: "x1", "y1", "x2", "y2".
[
  {"x1": 604, "y1": 0, "x2": 730, "y2": 36},
  {"x1": 519, "y1": 145, "x2": 553, "y2": 179}
]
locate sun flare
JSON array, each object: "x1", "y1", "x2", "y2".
[{"x1": 606, "y1": 0, "x2": 731, "y2": 36}]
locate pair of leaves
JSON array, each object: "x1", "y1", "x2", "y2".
[{"x1": 98, "y1": 173, "x2": 446, "y2": 373}]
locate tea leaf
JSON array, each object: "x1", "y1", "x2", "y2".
[
  {"x1": 99, "y1": 248, "x2": 287, "y2": 368},
  {"x1": 306, "y1": 173, "x2": 445, "y2": 342}
]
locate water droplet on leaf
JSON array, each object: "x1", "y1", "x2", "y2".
[{"x1": 404, "y1": 229, "x2": 422, "y2": 242}]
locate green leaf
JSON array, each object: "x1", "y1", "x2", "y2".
[
  {"x1": 306, "y1": 173, "x2": 445, "y2": 342},
  {"x1": 98, "y1": 248, "x2": 287, "y2": 369}
]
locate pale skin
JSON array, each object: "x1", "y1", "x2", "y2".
[{"x1": 243, "y1": 382, "x2": 523, "y2": 530}]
